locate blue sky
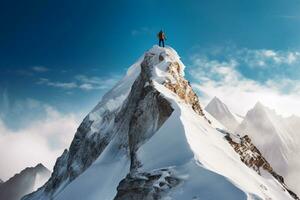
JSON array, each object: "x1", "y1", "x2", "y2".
[{"x1": 2, "y1": 0, "x2": 300, "y2": 179}]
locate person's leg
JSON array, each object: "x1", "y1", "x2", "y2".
[
  {"x1": 162, "y1": 40, "x2": 165, "y2": 47},
  {"x1": 159, "y1": 39, "x2": 162, "y2": 46}
]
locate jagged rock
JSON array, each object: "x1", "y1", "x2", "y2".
[
  {"x1": 114, "y1": 169, "x2": 180, "y2": 200},
  {"x1": 164, "y1": 57, "x2": 205, "y2": 117},
  {"x1": 23, "y1": 48, "x2": 175, "y2": 200},
  {"x1": 221, "y1": 129, "x2": 299, "y2": 200}
]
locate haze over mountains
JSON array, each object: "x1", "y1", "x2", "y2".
[
  {"x1": 0, "y1": 163, "x2": 51, "y2": 200},
  {"x1": 205, "y1": 96, "x2": 300, "y2": 196},
  {"x1": 205, "y1": 96, "x2": 241, "y2": 131}
]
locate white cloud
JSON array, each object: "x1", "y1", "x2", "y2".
[
  {"x1": 0, "y1": 105, "x2": 79, "y2": 181},
  {"x1": 37, "y1": 78, "x2": 78, "y2": 89},
  {"x1": 189, "y1": 55, "x2": 300, "y2": 117},
  {"x1": 37, "y1": 75, "x2": 119, "y2": 91},
  {"x1": 75, "y1": 74, "x2": 119, "y2": 90},
  {"x1": 131, "y1": 27, "x2": 152, "y2": 36},
  {"x1": 239, "y1": 48, "x2": 300, "y2": 68},
  {"x1": 32, "y1": 66, "x2": 49, "y2": 72}
]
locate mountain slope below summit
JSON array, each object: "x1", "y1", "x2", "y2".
[{"x1": 24, "y1": 46, "x2": 297, "y2": 200}]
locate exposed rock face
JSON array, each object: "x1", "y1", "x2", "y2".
[
  {"x1": 23, "y1": 50, "x2": 175, "y2": 200},
  {"x1": 113, "y1": 50, "x2": 210, "y2": 199},
  {"x1": 43, "y1": 116, "x2": 110, "y2": 194},
  {"x1": 220, "y1": 129, "x2": 299, "y2": 200},
  {"x1": 125, "y1": 52, "x2": 174, "y2": 170},
  {"x1": 114, "y1": 169, "x2": 180, "y2": 200},
  {"x1": 163, "y1": 55, "x2": 205, "y2": 117},
  {"x1": 0, "y1": 164, "x2": 51, "y2": 200}
]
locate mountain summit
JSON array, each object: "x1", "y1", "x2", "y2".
[{"x1": 23, "y1": 46, "x2": 298, "y2": 200}]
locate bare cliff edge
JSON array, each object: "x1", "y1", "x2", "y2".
[{"x1": 23, "y1": 46, "x2": 298, "y2": 200}]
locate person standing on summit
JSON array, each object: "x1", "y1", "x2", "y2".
[{"x1": 157, "y1": 30, "x2": 166, "y2": 47}]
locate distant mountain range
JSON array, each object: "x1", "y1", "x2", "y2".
[
  {"x1": 205, "y1": 96, "x2": 242, "y2": 131},
  {"x1": 205, "y1": 97, "x2": 300, "y2": 195},
  {"x1": 0, "y1": 163, "x2": 51, "y2": 200}
]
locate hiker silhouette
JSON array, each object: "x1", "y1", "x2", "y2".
[{"x1": 157, "y1": 30, "x2": 166, "y2": 47}]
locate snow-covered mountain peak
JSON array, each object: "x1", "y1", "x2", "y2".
[
  {"x1": 23, "y1": 46, "x2": 299, "y2": 200},
  {"x1": 205, "y1": 96, "x2": 240, "y2": 131},
  {"x1": 253, "y1": 101, "x2": 264, "y2": 109},
  {"x1": 87, "y1": 45, "x2": 187, "y2": 132},
  {"x1": 206, "y1": 96, "x2": 231, "y2": 114}
]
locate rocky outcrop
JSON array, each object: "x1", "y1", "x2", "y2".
[
  {"x1": 42, "y1": 114, "x2": 111, "y2": 195},
  {"x1": 23, "y1": 49, "x2": 175, "y2": 200},
  {"x1": 114, "y1": 169, "x2": 180, "y2": 200},
  {"x1": 220, "y1": 129, "x2": 299, "y2": 200},
  {"x1": 124, "y1": 52, "x2": 174, "y2": 170},
  {"x1": 163, "y1": 56, "x2": 205, "y2": 117}
]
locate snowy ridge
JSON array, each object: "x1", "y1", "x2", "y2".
[{"x1": 23, "y1": 45, "x2": 298, "y2": 200}]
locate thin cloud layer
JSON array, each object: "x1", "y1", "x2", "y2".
[
  {"x1": 189, "y1": 47, "x2": 300, "y2": 117},
  {"x1": 32, "y1": 66, "x2": 49, "y2": 72},
  {"x1": 0, "y1": 105, "x2": 79, "y2": 181},
  {"x1": 37, "y1": 75, "x2": 119, "y2": 91}
]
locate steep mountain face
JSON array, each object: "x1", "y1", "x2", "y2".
[
  {"x1": 205, "y1": 96, "x2": 241, "y2": 131},
  {"x1": 23, "y1": 46, "x2": 298, "y2": 200},
  {"x1": 284, "y1": 115, "x2": 300, "y2": 142},
  {"x1": 0, "y1": 164, "x2": 51, "y2": 200},
  {"x1": 283, "y1": 115, "x2": 300, "y2": 196},
  {"x1": 236, "y1": 102, "x2": 300, "y2": 195},
  {"x1": 0, "y1": 179, "x2": 3, "y2": 185}
]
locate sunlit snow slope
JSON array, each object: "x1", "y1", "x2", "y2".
[{"x1": 23, "y1": 46, "x2": 298, "y2": 200}]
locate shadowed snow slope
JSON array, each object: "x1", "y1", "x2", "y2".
[{"x1": 23, "y1": 46, "x2": 297, "y2": 200}]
